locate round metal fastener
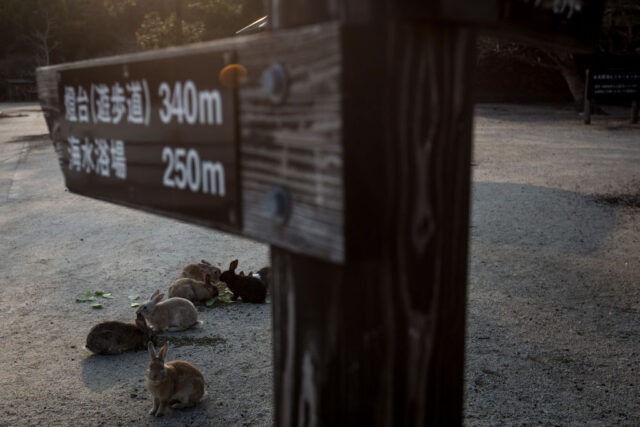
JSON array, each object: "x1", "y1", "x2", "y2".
[
  {"x1": 266, "y1": 186, "x2": 292, "y2": 225},
  {"x1": 261, "y1": 63, "x2": 288, "y2": 104}
]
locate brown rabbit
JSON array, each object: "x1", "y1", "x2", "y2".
[
  {"x1": 168, "y1": 273, "x2": 219, "y2": 304},
  {"x1": 146, "y1": 342, "x2": 205, "y2": 417},
  {"x1": 219, "y1": 260, "x2": 267, "y2": 303},
  {"x1": 85, "y1": 313, "x2": 156, "y2": 355},
  {"x1": 136, "y1": 290, "x2": 201, "y2": 332},
  {"x1": 179, "y1": 260, "x2": 221, "y2": 282}
]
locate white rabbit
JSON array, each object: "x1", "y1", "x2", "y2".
[{"x1": 136, "y1": 290, "x2": 201, "y2": 332}]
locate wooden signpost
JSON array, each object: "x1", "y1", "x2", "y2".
[{"x1": 37, "y1": 0, "x2": 604, "y2": 425}]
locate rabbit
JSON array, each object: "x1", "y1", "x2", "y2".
[
  {"x1": 85, "y1": 312, "x2": 157, "y2": 355},
  {"x1": 146, "y1": 342, "x2": 205, "y2": 417},
  {"x1": 219, "y1": 259, "x2": 267, "y2": 303},
  {"x1": 255, "y1": 266, "x2": 273, "y2": 294},
  {"x1": 136, "y1": 290, "x2": 201, "y2": 332},
  {"x1": 168, "y1": 272, "x2": 219, "y2": 304},
  {"x1": 179, "y1": 260, "x2": 221, "y2": 282}
]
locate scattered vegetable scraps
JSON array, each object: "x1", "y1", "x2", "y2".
[{"x1": 76, "y1": 290, "x2": 113, "y2": 306}]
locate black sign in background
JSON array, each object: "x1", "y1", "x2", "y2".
[
  {"x1": 588, "y1": 68, "x2": 640, "y2": 101},
  {"x1": 57, "y1": 52, "x2": 240, "y2": 230}
]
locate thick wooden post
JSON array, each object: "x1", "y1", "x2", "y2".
[{"x1": 270, "y1": 2, "x2": 476, "y2": 425}]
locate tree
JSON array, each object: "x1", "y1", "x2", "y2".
[
  {"x1": 477, "y1": 0, "x2": 640, "y2": 111},
  {"x1": 0, "y1": 0, "x2": 265, "y2": 93},
  {"x1": 113, "y1": 0, "x2": 253, "y2": 49},
  {"x1": 477, "y1": 37, "x2": 586, "y2": 110},
  {"x1": 30, "y1": 8, "x2": 61, "y2": 66},
  {"x1": 136, "y1": 11, "x2": 205, "y2": 49}
]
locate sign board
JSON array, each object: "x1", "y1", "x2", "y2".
[
  {"x1": 56, "y1": 51, "x2": 240, "y2": 230},
  {"x1": 38, "y1": 24, "x2": 345, "y2": 263},
  {"x1": 587, "y1": 68, "x2": 640, "y2": 101}
]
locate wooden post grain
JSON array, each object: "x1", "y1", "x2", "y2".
[{"x1": 270, "y1": 2, "x2": 476, "y2": 425}]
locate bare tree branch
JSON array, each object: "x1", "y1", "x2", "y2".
[{"x1": 29, "y1": 9, "x2": 60, "y2": 66}]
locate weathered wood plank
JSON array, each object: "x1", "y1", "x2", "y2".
[
  {"x1": 237, "y1": 23, "x2": 344, "y2": 262},
  {"x1": 36, "y1": 22, "x2": 344, "y2": 262}
]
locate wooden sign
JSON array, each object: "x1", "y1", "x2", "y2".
[
  {"x1": 54, "y1": 51, "x2": 240, "y2": 229},
  {"x1": 37, "y1": 24, "x2": 345, "y2": 262}
]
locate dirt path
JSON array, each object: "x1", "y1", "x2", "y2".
[
  {"x1": 0, "y1": 103, "x2": 638, "y2": 425},
  {"x1": 0, "y1": 104, "x2": 272, "y2": 426},
  {"x1": 467, "y1": 104, "x2": 640, "y2": 425}
]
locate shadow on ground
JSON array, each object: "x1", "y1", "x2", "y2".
[
  {"x1": 6, "y1": 134, "x2": 50, "y2": 143},
  {"x1": 81, "y1": 350, "x2": 149, "y2": 392},
  {"x1": 471, "y1": 182, "x2": 617, "y2": 256}
]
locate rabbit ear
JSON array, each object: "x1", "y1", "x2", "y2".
[
  {"x1": 148, "y1": 341, "x2": 156, "y2": 358},
  {"x1": 160, "y1": 343, "x2": 169, "y2": 360},
  {"x1": 230, "y1": 259, "x2": 238, "y2": 271},
  {"x1": 201, "y1": 260, "x2": 211, "y2": 265},
  {"x1": 155, "y1": 293, "x2": 165, "y2": 302},
  {"x1": 150, "y1": 290, "x2": 160, "y2": 299}
]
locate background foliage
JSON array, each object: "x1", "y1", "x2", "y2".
[
  {"x1": 0, "y1": 0, "x2": 266, "y2": 82},
  {"x1": 1, "y1": 0, "x2": 638, "y2": 107},
  {"x1": 478, "y1": 0, "x2": 640, "y2": 109}
]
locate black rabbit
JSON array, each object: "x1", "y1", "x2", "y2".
[
  {"x1": 219, "y1": 259, "x2": 267, "y2": 303},
  {"x1": 255, "y1": 266, "x2": 272, "y2": 294}
]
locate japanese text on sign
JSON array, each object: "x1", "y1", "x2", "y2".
[
  {"x1": 67, "y1": 137, "x2": 127, "y2": 179},
  {"x1": 63, "y1": 79, "x2": 224, "y2": 127},
  {"x1": 64, "y1": 80, "x2": 151, "y2": 126}
]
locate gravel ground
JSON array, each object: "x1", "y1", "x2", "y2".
[
  {"x1": 467, "y1": 104, "x2": 640, "y2": 425},
  {"x1": 0, "y1": 103, "x2": 638, "y2": 425}
]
